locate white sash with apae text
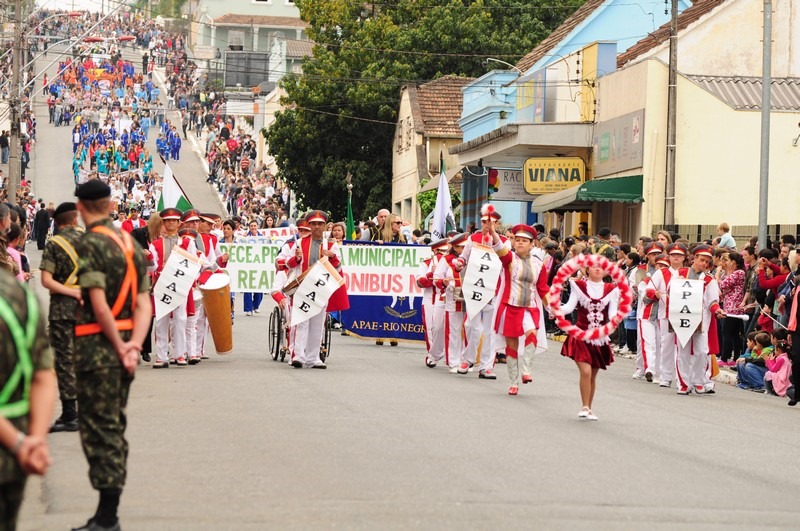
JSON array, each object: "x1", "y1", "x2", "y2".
[
  {"x1": 154, "y1": 247, "x2": 202, "y2": 320},
  {"x1": 290, "y1": 257, "x2": 344, "y2": 326},
  {"x1": 462, "y1": 243, "x2": 502, "y2": 320}
]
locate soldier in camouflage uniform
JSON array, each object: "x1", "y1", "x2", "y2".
[
  {"x1": 72, "y1": 180, "x2": 151, "y2": 531},
  {"x1": 0, "y1": 268, "x2": 57, "y2": 530},
  {"x1": 591, "y1": 227, "x2": 619, "y2": 261},
  {"x1": 40, "y1": 202, "x2": 84, "y2": 432}
]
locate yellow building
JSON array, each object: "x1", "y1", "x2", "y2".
[{"x1": 392, "y1": 76, "x2": 473, "y2": 228}]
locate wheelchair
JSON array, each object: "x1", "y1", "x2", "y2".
[{"x1": 268, "y1": 306, "x2": 332, "y2": 363}]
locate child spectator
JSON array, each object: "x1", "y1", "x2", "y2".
[
  {"x1": 736, "y1": 332, "x2": 772, "y2": 390},
  {"x1": 765, "y1": 340, "x2": 792, "y2": 397}
]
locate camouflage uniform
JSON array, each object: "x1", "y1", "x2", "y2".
[
  {"x1": 0, "y1": 269, "x2": 54, "y2": 529},
  {"x1": 591, "y1": 238, "x2": 618, "y2": 261},
  {"x1": 40, "y1": 226, "x2": 83, "y2": 401},
  {"x1": 74, "y1": 218, "x2": 148, "y2": 491}
]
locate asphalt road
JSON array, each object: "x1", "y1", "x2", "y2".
[{"x1": 11, "y1": 46, "x2": 800, "y2": 531}]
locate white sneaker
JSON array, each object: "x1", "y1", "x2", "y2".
[
  {"x1": 619, "y1": 345, "x2": 630, "y2": 355},
  {"x1": 578, "y1": 407, "x2": 590, "y2": 419},
  {"x1": 659, "y1": 380, "x2": 671, "y2": 388},
  {"x1": 586, "y1": 410, "x2": 599, "y2": 421},
  {"x1": 632, "y1": 369, "x2": 644, "y2": 379},
  {"x1": 449, "y1": 367, "x2": 459, "y2": 374}
]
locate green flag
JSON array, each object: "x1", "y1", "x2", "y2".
[
  {"x1": 346, "y1": 191, "x2": 356, "y2": 240},
  {"x1": 157, "y1": 164, "x2": 193, "y2": 211}
]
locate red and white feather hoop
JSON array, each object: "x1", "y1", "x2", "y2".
[{"x1": 547, "y1": 254, "x2": 634, "y2": 342}]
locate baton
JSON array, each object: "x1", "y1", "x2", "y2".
[
  {"x1": 725, "y1": 314, "x2": 750, "y2": 322},
  {"x1": 758, "y1": 307, "x2": 789, "y2": 330}
]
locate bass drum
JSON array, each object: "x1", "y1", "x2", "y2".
[{"x1": 199, "y1": 273, "x2": 233, "y2": 354}]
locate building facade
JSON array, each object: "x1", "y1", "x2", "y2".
[{"x1": 392, "y1": 76, "x2": 473, "y2": 229}]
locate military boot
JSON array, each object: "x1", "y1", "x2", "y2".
[{"x1": 50, "y1": 399, "x2": 79, "y2": 432}]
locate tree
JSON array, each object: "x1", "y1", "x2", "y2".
[{"x1": 266, "y1": 0, "x2": 585, "y2": 222}]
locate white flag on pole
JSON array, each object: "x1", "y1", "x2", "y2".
[{"x1": 430, "y1": 161, "x2": 454, "y2": 241}]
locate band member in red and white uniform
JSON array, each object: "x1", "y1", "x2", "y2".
[
  {"x1": 633, "y1": 242, "x2": 664, "y2": 381},
  {"x1": 284, "y1": 211, "x2": 348, "y2": 369},
  {"x1": 673, "y1": 245, "x2": 725, "y2": 395},
  {"x1": 148, "y1": 208, "x2": 197, "y2": 368},
  {"x1": 416, "y1": 238, "x2": 449, "y2": 368},
  {"x1": 453, "y1": 204, "x2": 510, "y2": 380},
  {"x1": 488, "y1": 223, "x2": 549, "y2": 395},
  {"x1": 271, "y1": 221, "x2": 312, "y2": 363},
  {"x1": 433, "y1": 233, "x2": 468, "y2": 373},
  {"x1": 645, "y1": 243, "x2": 689, "y2": 388},
  {"x1": 181, "y1": 210, "x2": 224, "y2": 363}
]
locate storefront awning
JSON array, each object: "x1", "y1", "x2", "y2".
[{"x1": 531, "y1": 175, "x2": 644, "y2": 213}]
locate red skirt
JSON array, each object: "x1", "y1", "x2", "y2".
[
  {"x1": 561, "y1": 337, "x2": 614, "y2": 370},
  {"x1": 495, "y1": 303, "x2": 540, "y2": 338}
]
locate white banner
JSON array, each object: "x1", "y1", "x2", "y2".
[
  {"x1": 462, "y1": 243, "x2": 502, "y2": 320},
  {"x1": 154, "y1": 247, "x2": 202, "y2": 320},
  {"x1": 290, "y1": 258, "x2": 345, "y2": 326},
  {"x1": 339, "y1": 244, "x2": 432, "y2": 298},
  {"x1": 669, "y1": 278, "x2": 704, "y2": 347}
]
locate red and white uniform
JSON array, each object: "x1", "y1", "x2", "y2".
[
  {"x1": 415, "y1": 256, "x2": 437, "y2": 354},
  {"x1": 271, "y1": 237, "x2": 303, "y2": 362},
  {"x1": 433, "y1": 252, "x2": 466, "y2": 369},
  {"x1": 422, "y1": 253, "x2": 447, "y2": 364},
  {"x1": 148, "y1": 234, "x2": 197, "y2": 363},
  {"x1": 285, "y1": 237, "x2": 348, "y2": 367},
  {"x1": 494, "y1": 245, "x2": 549, "y2": 349},
  {"x1": 456, "y1": 232, "x2": 511, "y2": 372},
  {"x1": 635, "y1": 263, "x2": 661, "y2": 379},
  {"x1": 494, "y1": 242, "x2": 549, "y2": 388},
  {"x1": 645, "y1": 267, "x2": 681, "y2": 386},
  {"x1": 672, "y1": 268, "x2": 721, "y2": 393}
]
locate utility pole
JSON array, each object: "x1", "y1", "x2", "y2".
[
  {"x1": 663, "y1": 0, "x2": 678, "y2": 231},
  {"x1": 8, "y1": 0, "x2": 23, "y2": 204},
  {"x1": 758, "y1": 0, "x2": 772, "y2": 250}
]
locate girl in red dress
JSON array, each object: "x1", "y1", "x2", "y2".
[{"x1": 559, "y1": 263, "x2": 621, "y2": 420}]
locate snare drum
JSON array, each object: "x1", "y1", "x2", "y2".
[{"x1": 283, "y1": 268, "x2": 310, "y2": 296}]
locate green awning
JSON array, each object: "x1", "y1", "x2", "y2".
[{"x1": 531, "y1": 175, "x2": 643, "y2": 213}]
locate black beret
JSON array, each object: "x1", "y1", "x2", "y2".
[
  {"x1": 53, "y1": 202, "x2": 77, "y2": 218},
  {"x1": 75, "y1": 180, "x2": 111, "y2": 200}
]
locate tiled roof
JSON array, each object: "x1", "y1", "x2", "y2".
[
  {"x1": 287, "y1": 39, "x2": 314, "y2": 58},
  {"x1": 213, "y1": 14, "x2": 308, "y2": 28},
  {"x1": 687, "y1": 75, "x2": 800, "y2": 111},
  {"x1": 411, "y1": 76, "x2": 474, "y2": 137},
  {"x1": 617, "y1": 0, "x2": 724, "y2": 68},
  {"x1": 515, "y1": 0, "x2": 605, "y2": 73}
]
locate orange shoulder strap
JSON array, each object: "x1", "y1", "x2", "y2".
[{"x1": 90, "y1": 226, "x2": 138, "y2": 316}]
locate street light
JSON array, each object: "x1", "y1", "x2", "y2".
[{"x1": 481, "y1": 57, "x2": 523, "y2": 75}]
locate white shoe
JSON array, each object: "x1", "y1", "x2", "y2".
[
  {"x1": 632, "y1": 369, "x2": 644, "y2": 380},
  {"x1": 618, "y1": 345, "x2": 630, "y2": 355},
  {"x1": 586, "y1": 410, "x2": 599, "y2": 421},
  {"x1": 659, "y1": 380, "x2": 671, "y2": 388},
  {"x1": 449, "y1": 367, "x2": 459, "y2": 374},
  {"x1": 578, "y1": 407, "x2": 590, "y2": 419}
]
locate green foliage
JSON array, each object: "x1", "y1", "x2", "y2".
[{"x1": 267, "y1": 0, "x2": 585, "y2": 222}]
